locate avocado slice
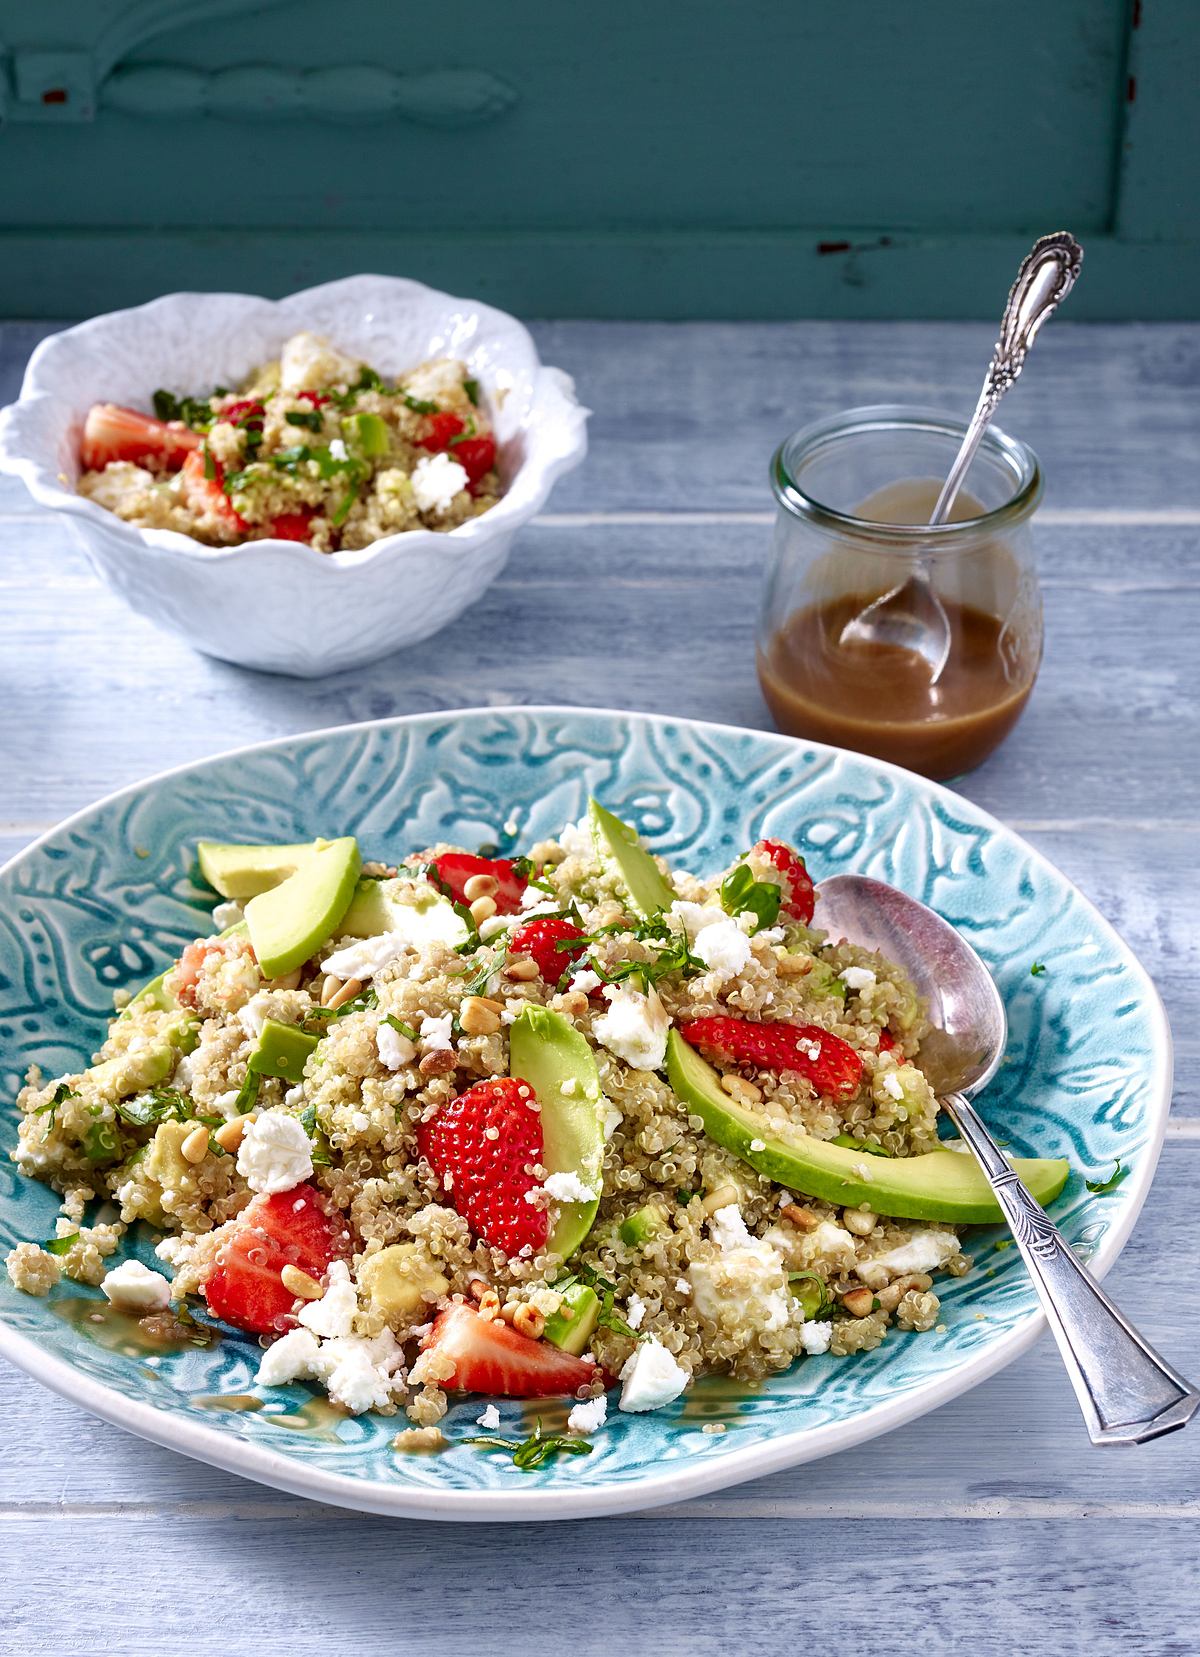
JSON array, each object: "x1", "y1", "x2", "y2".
[
  {"x1": 619, "y1": 1202, "x2": 669, "y2": 1248},
  {"x1": 343, "y1": 411, "x2": 391, "y2": 457},
  {"x1": 337, "y1": 876, "x2": 469, "y2": 947},
  {"x1": 666, "y1": 1030, "x2": 1069, "y2": 1225},
  {"x1": 588, "y1": 799, "x2": 676, "y2": 918},
  {"x1": 543, "y1": 1282, "x2": 601, "y2": 1356},
  {"x1": 247, "y1": 1018, "x2": 319, "y2": 1083},
  {"x1": 197, "y1": 839, "x2": 318, "y2": 900},
  {"x1": 509, "y1": 1006, "x2": 606, "y2": 1259},
  {"x1": 245, "y1": 837, "x2": 361, "y2": 979}
]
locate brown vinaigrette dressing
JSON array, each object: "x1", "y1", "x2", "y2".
[
  {"x1": 51, "y1": 1295, "x2": 217, "y2": 1357},
  {"x1": 758, "y1": 478, "x2": 1039, "y2": 779}
]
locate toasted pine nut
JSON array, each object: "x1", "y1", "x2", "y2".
[
  {"x1": 842, "y1": 1207, "x2": 878, "y2": 1237},
  {"x1": 180, "y1": 1124, "x2": 210, "y2": 1164},
  {"x1": 266, "y1": 968, "x2": 302, "y2": 991},
  {"x1": 459, "y1": 996, "x2": 502, "y2": 1036},
  {"x1": 213, "y1": 1117, "x2": 248, "y2": 1153},
  {"x1": 469, "y1": 895, "x2": 497, "y2": 925},
  {"x1": 701, "y1": 1184, "x2": 740, "y2": 1217},
  {"x1": 419, "y1": 1048, "x2": 456, "y2": 1077},
  {"x1": 477, "y1": 1288, "x2": 501, "y2": 1319},
  {"x1": 320, "y1": 975, "x2": 344, "y2": 1007},
  {"x1": 557, "y1": 990, "x2": 588, "y2": 1017},
  {"x1": 281, "y1": 1264, "x2": 325, "y2": 1300},
  {"x1": 721, "y1": 1073, "x2": 763, "y2": 1105},
  {"x1": 512, "y1": 1303, "x2": 545, "y2": 1340},
  {"x1": 325, "y1": 975, "x2": 364, "y2": 1012},
  {"x1": 781, "y1": 1202, "x2": 819, "y2": 1231},
  {"x1": 841, "y1": 1287, "x2": 876, "y2": 1317},
  {"x1": 462, "y1": 873, "x2": 499, "y2": 902},
  {"x1": 776, "y1": 954, "x2": 812, "y2": 977},
  {"x1": 875, "y1": 1281, "x2": 906, "y2": 1313},
  {"x1": 503, "y1": 956, "x2": 539, "y2": 981},
  {"x1": 468, "y1": 1278, "x2": 488, "y2": 1302}
]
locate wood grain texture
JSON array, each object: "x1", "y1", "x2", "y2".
[{"x1": 0, "y1": 318, "x2": 1196, "y2": 1656}]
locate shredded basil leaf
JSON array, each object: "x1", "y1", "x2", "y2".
[
  {"x1": 720, "y1": 864, "x2": 782, "y2": 932},
  {"x1": 44, "y1": 1232, "x2": 78, "y2": 1256},
  {"x1": 404, "y1": 394, "x2": 439, "y2": 415},
  {"x1": 464, "y1": 378, "x2": 480, "y2": 406},
  {"x1": 285, "y1": 408, "x2": 324, "y2": 431},
  {"x1": 383, "y1": 1014, "x2": 418, "y2": 1041},
  {"x1": 34, "y1": 1081, "x2": 77, "y2": 1140},
  {"x1": 152, "y1": 389, "x2": 217, "y2": 430},
  {"x1": 233, "y1": 1069, "x2": 261, "y2": 1115},
  {"x1": 298, "y1": 1102, "x2": 331, "y2": 1165},
  {"x1": 1085, "y1": 1159, "x2": 1128, "y2": 1195},
  {"x1": 464, "y1": 1420, "x2": 592, "y2": 1471},
  {"x1": 1030, "y1": 961, "x2": 1047, "y2": 976}
]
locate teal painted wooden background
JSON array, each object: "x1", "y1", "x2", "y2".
[{"x1": 0, "y1": 0, "x2": 1197, "y2": 317}]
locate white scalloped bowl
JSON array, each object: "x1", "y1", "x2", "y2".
[{"x1": 0, "y1": 275, "x2": 588, "y2": 677}]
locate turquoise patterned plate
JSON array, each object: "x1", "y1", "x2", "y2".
[{"x1": 0, "y1": 709, "x2": 1172, "y2": 1520}]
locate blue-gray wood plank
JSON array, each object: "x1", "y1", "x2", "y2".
[{"x1": 0, "y1": 319, "x2": 1197, "y2": 1656}]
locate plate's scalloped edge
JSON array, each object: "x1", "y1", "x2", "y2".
[{"x1": 0, "y1": 707, "x2": 1173, "y2": 1522}]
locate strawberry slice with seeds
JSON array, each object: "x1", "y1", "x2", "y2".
[
  {"x1": 877, "y1": 1028, "x2": 897, "y2": 1053},
  {"x1": 80, "y1": 403, "x2": 201, "y2": 473},
  {"x1": 418, "y1": 411, "x2": 465, "y2": 452},
  {"x1": 202, "y1": 1184, "x2": 350, "y2": 1336},
  {"x1": 268, "y1": 510, "x2": 315, "y2": 543},
  {"x1": 749, "y1": 839, "x2": 815, "y2": 925},
  {"x1": 417, "y1": 1076, "x2": 548, "y2": 1257},
  {"x1": 428, "y1": 852, "x2": 528, "y2": 915},
  {"x1": 180, "y1": 449, "x2": 248, "y2": 539},
  {"x1": 421, "y1": 1303, "x2": 596, "y2": 1397},
  {"x1": 509, "y1": 914, "x2": 587, "y2": 987},
  {"x1": 451, "y1": 434, "x2": 497, "y2": 489},
  {"x1": 681, "y1": 1016, "x2": 863, "y2": 1098}
]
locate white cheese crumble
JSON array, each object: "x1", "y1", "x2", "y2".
[
  {"x1": 567, "y1": 1394, "x2": 608, "y2": 1435},
  {"x1": 321, "y1": 932, "x2": 408, "y2": 983},
  {"x1": 882, "y1": 1071, "x2": 905, "y2": 1101},
  {"x1": 377, "y1": 1021, "x2": 416, "y2": 1070},
  {"x1": 602, "y1": 1101, "x2": 623, "y2": 1140},
  {"x1": 800, "y1": 1320, "x2": 833, "y2": 1355},
  {"x1": 690, "y1": 1205, "x2": 790, "y2": 1333},
  {"x1": 236, "y1": 992, "x2": 273, "y2": 1041},
  {"x1": 476, "y1": 1403, "x2": 501, "y2": 1430},
  {"x1": 419, "y1": 1013, "x2": 454, "y2": 1053},
  {"x1": 569, "y1": 967, "x2": 602, "y2": 995},
  {"x1": 328, "y1": 437, "x2": 349, "y2": 462},
  {"x1": 691, "y1": 914, "x2": 754, "y2": 985},
  {"x1": 279, "y1": 331, "x2": 360, "y2": 394},
  {"x1": 236, "y1": 1110, "x2": 314, "y2": 1194},
  {"x1": 543, "y1": 1170, "x2": 599, "y2": 1204},
  {"x1": 840, "y1": 966, "x2": 877, "y2": 991},
  {"x1": 255, "y1": 1326, "x2": 321, "y2": 1386},
  {"x1": 297, "y1": 1260, "x2": 357, "y2": 1338},
  {"x1": 100, "y1": 1259, "x2": 172, "y2": 1314},
  {"x1": 256, "y1": 1322, "x2": 404, "y2": 1414},
  {"x1": 626, "y1": 1293, "x2": 647, "y2": 1330},
  {"x1": 618, "y1": 1338, "x2": 690, "y2": 1413},
  {"x1": 592, "y1": 983, "x2": 670, "y2": 1071},
  {"x1": 211, "y1": 899, "x2": 244, "y2": 930},
  {"x1": 856, "y1": 1230, "x2": 959, "y2": 1289},
  {"x1": 411, "y1": 451, "x2": 469, "y2": 515}
]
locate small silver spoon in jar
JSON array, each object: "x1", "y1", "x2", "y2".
[
  {"x1": 816, "y1": 872, "x2": 1198, "y2": 1445},
  {"x1": 839, "y1": 233, "x2": 1083, "y2": 680}
]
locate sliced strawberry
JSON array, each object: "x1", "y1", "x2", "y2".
[
  {"x1": 181, "y1": 449, "x2": 248, "y2": 538},
  {"x1": 450, "y1": 435, "x2": 496, "y2": 488},
  {"x1": 80, "y1": 403, "x2": 201, "y2": 473},
  {"x1": 218, "y1": 398, "x2": 265, "y2": 427},
  {"x1": 268, "y1": 510, "x2": 315, "y2": 543},
  {"x1": 422, "y1": 1303, "x2": 596, "y2": 1397},
  {"x1": 509, "y1": 915, "x2": 587, "y2": 987},
  {"x1": 417, "y1": 1076, "x2": 548, "y2": 1257},
  {"x1": 681, "y1": 1016, "x2": 863, "y2": 1098},
  {"x1": 750, "y1": 839, "x2": 815, "y2": 925},
  {"x1": 295, "y1": 390, "x2": 331, "y2": 408},
  {"x1": 428, "y1": 852, "x2": 528, "y2": 916},
  {"x1": 418, "y1": 411, "x2": 466, "y2": 452},
  {"x1": 877, "y1": 1028, "x2": 896, "y2": 1053},
  {"x1": 202, "y1": 1183, "x2": 351, "y2": 1337}
]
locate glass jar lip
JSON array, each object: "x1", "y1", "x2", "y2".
[{"x1": 771, "y1": 403, "x2": 1043, "y2": 546}]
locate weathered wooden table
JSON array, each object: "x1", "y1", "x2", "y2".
[{"x1": 1, "y1": 321, "x2": 1195, "y2": 1656}]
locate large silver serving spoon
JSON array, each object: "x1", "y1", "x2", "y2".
[
  {"x1": 816, "y1": 872, "x2": 1198, "y2": 1445},
  {"x1": 840, "y1": 232, "x2": 1084, "y2": 680}
]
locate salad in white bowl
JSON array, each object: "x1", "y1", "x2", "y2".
[{"x1": 0, "y1": 275, "x2": 588, "y2": 677}]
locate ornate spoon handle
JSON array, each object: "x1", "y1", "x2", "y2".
[
  {"x1": 929, "y1": 231, "x2": 1083, "y2": 525},
  {"x1": 942, "y1": 1090, "x2": 1199, "y2": 1445}
]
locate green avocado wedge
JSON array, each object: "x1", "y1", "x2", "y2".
[
  {"x1": 245, "y1": 837, "x2": 361, "y2": 979},
  {"x1": 197, "y1": 840, "x2": 319, "y2": 900},
  {"x1": 588, "y1": 798, "x2": 676, "y2": 918},
  {"x1": 666, "y1": 1030, "x2": 1069, "y2": 1225},
  {"x1": 509, "y1": 1006, "x2": 606, "y2": 1259},
  {"x1": 337, "y1": 876, "x2": 468, "y2": 947}
]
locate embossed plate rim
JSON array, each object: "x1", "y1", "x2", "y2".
[{"x1": 0, "y1": 707, "x2": 1173, "y2": 1522}]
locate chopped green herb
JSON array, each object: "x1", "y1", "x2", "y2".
[
  {"x1": 44, "y1": 1232, "x2": 78, "y2": 1256},
  {"x1": 152, "y1": 389, "x2": 217, "y2": 430},
  {"x1": 464, "y1": 378, "x2": 480, "y2": 406},
  {"x1": 720, "y1": 863, "x2": 782, "y2": 932},
  {"x1": 233, "y1": 1069, "x2": 261, "y2": 1115},
  {"x1": 202, "y1": 443, "x2": 216, "y2": 482},
  {"x1": 1085, "y1": 1159, "x2": 1128, "y2": 1195},
  {"x1": 1030, "y1": 961, "x2": 1047, "y2": 977},
  {"x1": 464, "y1": 1420, "x2": 593, "y2": 1471},
  {"x1": 115, "y1": 1085, "x2": 194, "y2": 1129},
  {"x1": 298, "y1": 1102, "x2": 332, "y2": 1166},
  {"x1": 331, "y1": 482, "x2": 359, "y2": 528},
  {"x1": 404, "y1": 394, "x2": 439, "y2": 415},
  {"x1": 448, "y1": 417, "x2": 477, "y2": 445},
  {"x1": 33, "y1": 1081, "x2": 77, "y2": 1140},
  {"x1": 285, "y1": 408, "x2": 324, "y2": 431},
  {"x1": 383, "y1": 1015, "x2": 418, "y2": 1041}
]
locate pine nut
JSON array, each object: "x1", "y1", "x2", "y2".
[
  {"x1": 462, "y1": 873, "x2": 499, "y2": 901},
  {"x1": 776, "y1": 954, "x2": 812, "y2": 977},
  {"x1": 266, "y1": 968, "x2": 302, "y2": 991},
  {"x1": 842, "y1": 1207, "x2": 878, "y2": 1237},
  {"x1": 419, "y1": 1048, "x2": 456, "y2": 1076},
  {"x1": 503, "y1": 956, "x2": 540, "y2": 981},
  {"x1": 213, "y1": 1117, "x2": 248, "y2": 1152},
  {"x1": 325, "y1": 975, "x2": 364, "y2": 1012},
  {"x1": 841, "y1": 1287, "x2": 876, "y2": 1317},
  {"x1": 459, "y1": 996, "x2": 502, "y2": 1036},
  {"x1": 469, "y1": 895, "x2": 497, "y2": 925},
  {"x1": 721, "y1": 1073, "x2": 762, "y2": 1105},
  {"x1": 320, "y1": 975, "x2": 344, "y2": 1007},
  {"x1": 512, "y1": 1303, "x2": 545, "y2": 1340},
  {"x1": 781, "y1": 1202, "x2": 819, "y2": 1231},
  {"x1": 281, "y1": 1264, "x2": 324, "y2": 1300},
  {"x1": 180, "y1": 1125, "x2": 210, "y2": 1164},
  {"x1": 477, "y1": 1288, "x2": 501, "y2": 1319},
  {"x1": 701, "y1": 1184, "x2": 740, "y2": 1217},
  {"x1": 557, "y1": 990, "x2": 588, "y2": 1016}
]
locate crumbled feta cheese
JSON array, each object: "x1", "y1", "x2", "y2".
[
  {"x1": 567, "y1": 1395, "x2": 608, "y2": 1434},
  {"x1": 544, "y1": 1170, "x2": 599, "y2": 1204},
  {"x1": 322, "y1": 890, "x2": 466, "y2": 981},
  {"x1": 236, "y1": 1109, "x2": 314, "y2": 1194},
  {"x1": 882, "y1": 1072, "x2": 905, "y2": 1101},
  {"x1": 690, "y1": 1206, "x2": 790, "y2": 1333},
  {"x1": 602, "y1": 1102, "x2": 623, "y2": 1140},
  {"x1": 691, "y1": 915, "x2": 754, "y2": 985},
  {"x1": 297, "y1": 1259, "x2": 357, "y2": 1338},
  {"x1": 668, "y1": 900, "x2": 727, "y2": 942},
  {"x1": 592, "y1": 983, "x2": 670, "y2": 1071},
  {"x1": 419, "y1": 1013, "x2": 454, "y2": 1052},
  {"x1": 154, "y1": 1236, "x2": 184, "y2": 1265},
  {"x1": 377, "y1": 1021, "x2": 416, "y2": 1070},
  {"x1": 100, "y1": 1259, "x2": 172, "y2": 1314},
  {"x1": 856, "y1": 1229, "x2": 959, "y2": 1289},
  {"x1": 476, "y1": 1403, "x2": 501, "y2": 1430},
  {"x1": 311, "y1": 1329, "x2": 404, "y2": 1414},
  {"x1": 256, "y1": 1326, "x2": 321, "y2": 1387},
  {"x1": 321, "y1": 932, "x2": 408, "y2": 983},
  {"x1": 236, "y1": 992, "x2": 273, "y2": 1041},
  {"x1": 351, "y1": 1110, "x2": 370, "y2": 1132},
  {"x1": 558, "y1": 815, "x2": 594, "y2": 860},
  {"x1": 840, "y1": 966, "x2": 877, "y2": 991},
  {"x1": 800, "y1": 1320, "x2": 833, "y2": 1355},
  {"x1": 211, "y1": 899, "x2": 244, "y2": 930},
  {"x1": 520, "y1": 883, "x2": 553, "y2": 910},
  {"x1": 626, "y1": 1294, "x2": 647, "y2": 1330},
  {"x1": 279, "y1": 331, "x2": 360, "y2": 394},
  {"x1": 708, "y1": 1204, "x2": 751, "y2": 1251},
  {"x1": 569, "y1": 967, "x2": 602, "y2": 995},
  {"x1": 328, "y1": 437, "x2": 349, "y2": 462},
  {"x1": 411, "y1": 451, "x2": 469, "y2": 515},
  {"x1": 674, "y1": 1278, "x2": 691, "y2": 1294},
  {"x1": 478, "y1": 915, "x2": 512, "y2": 942},
  {"x1": 618, "y1": 1338, "x2": 689, "y2": 1413}
]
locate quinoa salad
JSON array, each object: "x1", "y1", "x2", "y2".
[
  {"x1": 5, "y1": 803, "x2": 1069, "y2": 1457},
  {"x1": 75, "y1": 332, "x2": 501, "y2": 552}
]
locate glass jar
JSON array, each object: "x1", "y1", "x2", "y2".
[{"x1": 756, "y1": 405, "x2": 1044, "y2": 780}]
